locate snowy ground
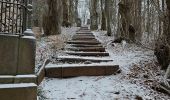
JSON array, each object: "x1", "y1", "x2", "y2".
[
  {"x1": 35, "y1": 27, "x2": 79, "y2": 73},
  {"x1": 37, "y1": 28, "x2": 170, "y2": 100}
]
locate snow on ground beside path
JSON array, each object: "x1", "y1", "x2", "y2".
[
  {"x1": 40, "y1": 75, "x2": 153, "y2": 100},
  {"x1": 93, "y1": 31, "x2": 154, "y2": 73},
  {"x1": 35, "y1": 27, "x2": 79, "y2": 73},
  {"x1": 38, "y1": 30, "x2": 170, "y2": 100}
]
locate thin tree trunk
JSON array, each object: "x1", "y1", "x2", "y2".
[
  {"x1": 62, "y1": 0, "x2": 69, "y2": 27},
  {"x1": 105, "y1": 0, "x2": 111, "y2": 36},
  {"x1": 74, "y1": 0, "x2": 79, "y2": 26},
  {"x1": 101, "y1": 0, "x2": 106, "y2": 30},
  {"x1": 90, "y1": 0, "x2": 98, "y2": 30},
  {"x1": 68, "y1": 0, "x2": 74, "y2": 26}
]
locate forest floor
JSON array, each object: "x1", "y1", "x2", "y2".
[{"x1": 34, "y1": 27, "x2": 170, "y2": 100}]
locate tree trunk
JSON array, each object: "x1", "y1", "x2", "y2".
[
  {"x1": 118, "y1": 0, "x2": 135, "y2": 41},
  {"x1": 100, "y1": 0, "x2": 106, "y2": 30},
  {"x1": 118, "y1": 1, "x2": 130, "y2": 39},
  {"x1": 74, "y1": 0, "x2": 79, "y2": 26},
  {"x1": 166, "y1": 0, "x2": 170, "y2": 45},
  {"x1": 90, "y1": 0, "x2": 98, "y2": 30},
  {"x1": 135, "y1": 0, "x2": 142, "y2": 42},
  {"x1": 68, "y1": 0, "x2": 74, "y2": 26},
  {"x1": 154, "y1": 0, "x2": 170, "y2": 80},
  {"x1": 62, "y1": 0, "x2": 70, "y2": 27},
  {"x1": 42, "y1": 0, "x2": 62, "y2": 35},
  {"x1": 105, "y1": 0, "x2": 111, "y2": 36}
]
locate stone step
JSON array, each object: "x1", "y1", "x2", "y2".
[
  {"x1": 80, "y1": 27, "x2": 89, "y2": 30},
  {"x1": 75, "y1": 36, "x2": 94, "y2": 38},
  {"x1": 76, "y1": 32, "x2": 93, "y2": 35},
  {"x1": 72, "y1": 38, "x2": 97, "y2": 41},
  {"x1": 79, "y1": 30, "x2": 91, "y2": 32},
  {"x1": 66, "y1": 47, "x2": 106, "y2": 52},
  {"x1": 79, "y1": 26, "x2": 89, "y2": 29},
  {"x1": 72, "y1": 36, "x2": 95, "y2": 39},
  {"x1": 76, "y1": 32, "x2": 94, "y2": 35},
  {"x1": 45, "y1": 63, "x2": 119, "y2": 78},
  {"x1": 80, "y1": 28, "x2": 89, "y2": 30},
  {"x1": 67, "y1": 41, "x2": 101, "y2": 45},
  {"x1": 71, "y1": 44, "x2": 103, "y2": 47},
  {"x1": 76, "y1": 32, "x2": 92, "y2": 34},
  {"x1": 74, "y1": 34, "x2": 95, "y2": 37},
  {"x1": 54, "y1": 56, "x2": 113, "y2": 63},
  {"x1": 36, "y1": 66, "x2": 45, "y2": 85},
  {"x1": 65, "y1": 51, "x2": 109, "y2": 56}
]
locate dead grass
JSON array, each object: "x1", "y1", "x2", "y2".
[
  {"x1": 124, "y1": 59, "x2": 170, "y2": 98},
  {"x1": 32, "y1": 27, "x2": 42, "y2": 38}
]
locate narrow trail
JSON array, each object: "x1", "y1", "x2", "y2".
[{"x1": 45, "y1": 27, "x2": 119, "y2": 78}]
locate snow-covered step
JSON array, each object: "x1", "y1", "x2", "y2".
[
  {"x1": 55, "y1": 56, "x2": 113, "y2": 63},
  {"x1": 74, "y1": 34, "x2": 95, "y2": 37},
  {"x1": 66, "y1": 47, "x2": 106, "y2": 52},
  {"x1": 74, "y1": 35, "x2": 94, "y2": 38},
  {"x1": 45, "y1": 63, "x2": 119, "y2": 78},
  {"x1": 71, "y1": 44, "x2": 103, "y2": 48},
  {"x1": 67, "y1": 41, "x2": 101, "y2": 45},
  {"x1": 80, "y1": 27, "x2": 89, "y2": 30},
  {"x1": 76, "y1": 32, "x2": 92, "y2": 34},
  {"x1": 72, "y1": 36, "x2": 96, "y2": 40},
  {"x1": 79, "y1": 30, "x2": 91, "y2": 32},
  {"x1": 72, "y1": 38, "x2": 97, "y2": 41},
  {"x1": 80, "y1": 26, "x2": 89, "y2": 30},
  {"x1": 65, "y1": 51, "x2": 109, "y2": 56},
  {"x1": 76, "y1": 32, "x2": 93, "y2": 35}
]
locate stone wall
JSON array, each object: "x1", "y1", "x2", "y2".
[
  {"x1": 0, "y1": 33, "x2": 36, "y2": 75},
  {"x1": 0, "y1": 83, "x2": 37, "y2": 100}
]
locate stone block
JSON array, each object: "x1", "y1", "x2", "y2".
[
  {"x1": 65, "y1": 52, "x2": 109, "y2": 56},
  {"x1": 45, "y1": 64, "x2": 120, "y2": 78},
  {"x1": 14, "y1": 75, "x2": 37, "y2": 83},
  {"x1": 62, "y1": 66, "x2": 106, "y2": 77},
  {"x1": 105, "y1": 65, "x2": 120, "y2": 75},
  {"x1": 36, "y1": 66, "x2": 45, "y2": 85},
  {"x1": 0, "y1": 34, "x2": 19, "y2": 75},
  {"x1": 0, "y1": 83, "x2": 37, "y2": 100},
  {"x1": 45, "y1": 64, "x2": 62, "y2": 78},
  {"x1": 0, "y1": 76, "x2": 14, "y2": 84},
  {"x1": 24, "y1": 29, "x2": 35, "y2": 37},
  {"x1": 18, "y1": 36, "x2": 36, "y2": 74}
]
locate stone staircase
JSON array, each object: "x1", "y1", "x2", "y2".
[{"x1": 45, "y1": 27, "x2": 119, "y2": 78}]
